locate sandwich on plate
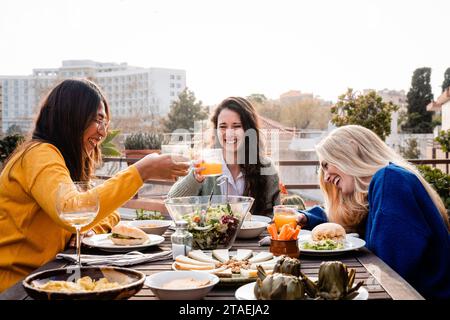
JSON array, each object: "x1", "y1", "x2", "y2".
[
  {"x1": 110, "y1": 224, "x2": 149, "y2": 245},
  {"x1": 302, "y1": 222, "x2": 346, "y2": 250}
]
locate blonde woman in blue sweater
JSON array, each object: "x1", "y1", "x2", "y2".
[{"x1": 297, "y1": 125, "x2": 449, "y2": 299}]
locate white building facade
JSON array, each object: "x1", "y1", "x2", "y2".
[{"x1": 0, "y1": 60, "x2": 186, "y2": 133}]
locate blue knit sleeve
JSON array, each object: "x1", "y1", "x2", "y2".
[
  {"x1": 299, "y1": 206, "x2": 328, "y2": 230},
  {"x1": 366, "y1": 166, "x2": 431, "y2": 283}
]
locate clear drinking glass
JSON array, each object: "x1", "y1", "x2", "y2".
[
  {"x1": 195, "y1": 148, "x2": 223, "y2": 176},
  {"x1": 273, "y1": 205, "x2": 298, "y2": 232},
  {"x1": 56, "y1": 181, "x2": 99, "y2": 267}
]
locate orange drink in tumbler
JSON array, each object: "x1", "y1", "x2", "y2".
[
  {"x1": 273, "y1": 205, "x2": 298, "y2": 232},
  {"x1": 199, "y1": 161, "x2": 223, "y2": 176},
  {"x1": 197, "y1": 148, "x2": 223, "y2": 176}
]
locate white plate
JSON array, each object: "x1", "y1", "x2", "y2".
[
  {"x1": 297, "y1": 234, "x2": 366, "y2": 256},
  {"x1": 235, "y1": 281, "x2": 369, "y2": 300},
  {"x1": 82, "y1": 233, "x2": 165, "y2": 253},
  {"x1": 171, "y1": 249, "x2": 276, "y2": 283},
  {"x1": 145, "y1": 271, "x2": 219, "y2": 300}
]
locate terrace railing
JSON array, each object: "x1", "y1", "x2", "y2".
[{"x1": 101, "y1": 157, "x2": 450, "y2": 191}]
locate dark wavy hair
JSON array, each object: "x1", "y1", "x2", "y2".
[
  {"x1": 211, "y1": 97, "x2": 273, "y2": 214},
  {"x1": 5, "y1": 79, "x2": 110, "y2": 182}
]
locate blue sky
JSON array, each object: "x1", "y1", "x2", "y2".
[{"x1": 1, "y1": 0, "x2": 448, "y2": 105}]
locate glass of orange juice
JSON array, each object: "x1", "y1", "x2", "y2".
[
  {"x1": 273, "y1": 205, "x2": 298, "y2": 231},
  {"x1": 197, "y1": 148, "x2": 223, "y2": 176}
]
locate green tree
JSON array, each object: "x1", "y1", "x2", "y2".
[
  {"x1": 442, "y1": 67, "x2": 450, "y2": 92},
  {"x1": 330, "y1": 89, "x2": 398, "y2": 141},
  {"x1": 247, "y1": 93, "x2": 268, "y2": 104},
  {"x1": 418, "y1": 165, "x2": 450, "y2": 209},
  {"x1": 279, "y1": 99, "x2": 331, "y2": 129},
  {"x1": 399, "y1": 138, "x2": 420, "y2": 159},
  {"x1": 163, "y1": 89, "x2": 208, "y2": 133},
  {"x1": 253, "y1": 100, "x2": 281, "y2": 123},
  {"x1": 6, "y1": 124, "x2": 23, "y2": 136},
  {"x1": 402, "y1": 67, "x2": 434, "y2": 133},
  {"x1": 0, "y1": 134, "x2": 24, "y2": 163},
  {"x1": 435, "y1": 129, "x2": 450, "y2": 152}
]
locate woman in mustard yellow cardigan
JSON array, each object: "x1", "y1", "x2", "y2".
[{"x1": 0, "y1": 79, "x2": 189, "y2": 292}]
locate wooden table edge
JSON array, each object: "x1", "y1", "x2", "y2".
[{"x1": 356, "y1": 248, "x2": 424, "y2": 300}]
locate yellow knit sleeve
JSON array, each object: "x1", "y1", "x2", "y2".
[
  {"x1": 24, "y1": 143, "x2": 143, "y2": 233},
  {"x1": 90, "y1": 211, "x2": 120, "y2": 234}
]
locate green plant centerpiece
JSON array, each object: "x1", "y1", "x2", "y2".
[
  {"x1": 123, "y1": 132, "x2": 164, "y2": 165},
  {"x1": 135, "y1": 209, "x2": 164, "y2": 220}
]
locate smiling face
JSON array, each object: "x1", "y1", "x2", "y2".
[
  {"x1": 216, "y1": 108, "x2": 245, "y2": 154},
  {"x1": 83, "y1": 102, "x2": 108, "y2": 153},
  {"x1": 321, "y1": 161, "x2": 355, "y2": 195}
]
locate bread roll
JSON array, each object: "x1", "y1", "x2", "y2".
[
  {"x1": 311, "y1": 223, "x2": 346, "y2": 242},
  {"x1": 110, "y1": 224, "x2": 149, "y2": 245}
]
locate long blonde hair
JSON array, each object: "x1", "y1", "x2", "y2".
[{"x1": 315, "y1": 125, "x2": 449, "y2": 232}]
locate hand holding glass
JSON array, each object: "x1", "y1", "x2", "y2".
[
  {"x1": 56, "y1": 182, "x2": 99, "y2": 267},
  {"x1": 194, "y1": 148, "x2": 223, "y2": 176}
]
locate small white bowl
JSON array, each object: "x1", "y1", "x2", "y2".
[
  {"x1": 128, "y1": 220, "x2": 172, "y2": 235},
  {"x1": 145, "y1": 271, "x2": 219, "y2": 300},
  {"x1": 237, "y1": 221, "x2": 268, "y2": 239}
]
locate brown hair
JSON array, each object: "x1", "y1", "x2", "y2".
[
  {"x1": 5, "y1": 79, "x2": 110, "y2": 181},
  {"x1": 211, "y1": 97, "x2": 274, "y2": 213}
]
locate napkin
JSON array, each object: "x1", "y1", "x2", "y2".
[
  {"x1": 258, "y1": 236, "x2": 271, "y2": 246},
  {"x1": 56, "y1": 250, "x2": 172, "y2": 266}
]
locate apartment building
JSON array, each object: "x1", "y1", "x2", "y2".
[
  {"x1": 0, "y1": 60, "x2": 186, "y2": 133},
  {"x1": 427, "y1": 87, "x2": 450, "y2": 131}
]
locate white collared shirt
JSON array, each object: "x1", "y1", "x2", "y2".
[{"x1": 220, "y1": 161, "x2": 245, "y2": 196}]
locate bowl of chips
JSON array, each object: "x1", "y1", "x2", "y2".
[{"x1": 22, "y1": 266, "x2": 145, "y2": 300}]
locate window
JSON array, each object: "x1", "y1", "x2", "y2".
[
  {"x1": 176, "y1": 83, "x2": 181, "y2": 88},
  {"x1": 170, "y1": 83, "x2": 175, "y2": 88},
  {"x1": 176, "y1": 75, "x2": 181, "y2": 80},
  {"x1": 170, "y1": 91, "x2": 175, "y2": 96},
  {"x1": 170, "y1": 75, "x2": 175, "y2": 80}
]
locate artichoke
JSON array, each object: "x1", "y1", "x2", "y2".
[
  {"x1": 301, "y1": 261, "x2": 364, "y2": 300},
  {"x1": 273, "y1": 255, "x2": 301, "y2": 277},
  {"x1": 254, "y1": 265, "x2": 306, "y2": 300}
]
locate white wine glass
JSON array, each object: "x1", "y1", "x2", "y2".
[{"x1": 56, "y1": 181, "x2": 99, "y2": 268}]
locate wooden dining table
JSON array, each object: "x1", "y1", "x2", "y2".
[{"x1": 0, "y1": 229, "x2": 424, "y2": 300}]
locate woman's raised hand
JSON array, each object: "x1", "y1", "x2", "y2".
[
  {"x1": 134, "y1": 153, "x2": 190, "y2": 181},
  {"x1": 192, "y1": 160, "x2": 206, "y2": 183},
  {"x1": 296, "y1": 213, "x2": 308, "y2": 227}
]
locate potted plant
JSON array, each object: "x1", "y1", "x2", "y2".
[{"x1": 123, "y1": 132, "x2": 164, "y2": 165}]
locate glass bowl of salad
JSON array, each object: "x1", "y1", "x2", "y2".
[{"x1": 164, "y1": 195, "x2": 255, "y2": 250}]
